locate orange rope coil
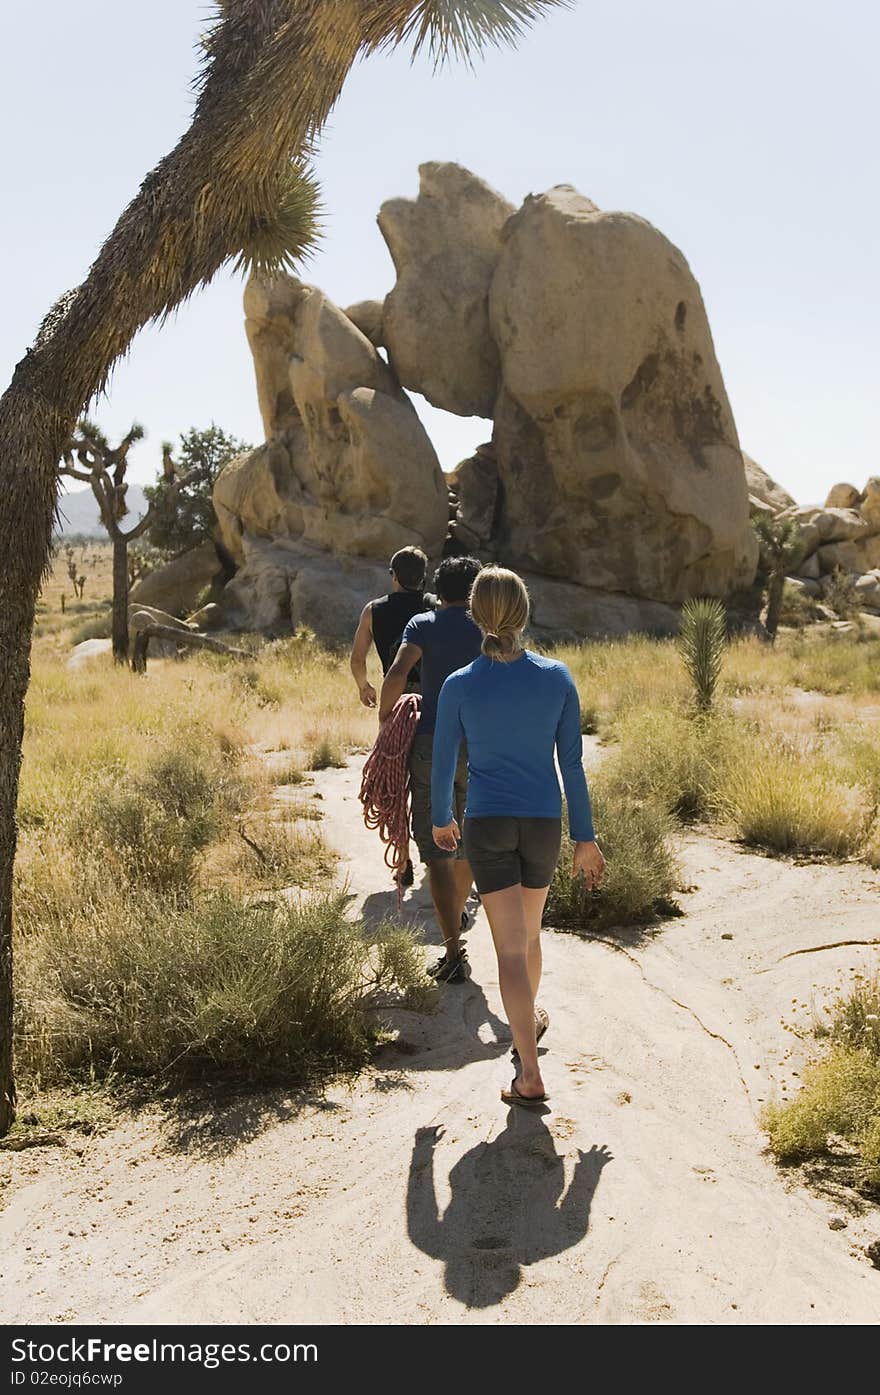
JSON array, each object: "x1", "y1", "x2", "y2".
[{"x1": 358, "y1": 693, "x2": 421, "y2": 887}]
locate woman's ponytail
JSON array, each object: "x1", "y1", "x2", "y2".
[{"x1": 470, "y1": 568, "x2": 530, "y2": 662}]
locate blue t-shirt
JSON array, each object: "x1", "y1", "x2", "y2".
[
  {"x1": 431, "y1": 651, "x2": 595, "y2": 842},
  {"x1": 402, "y1": 606, "x2": 483, "y2": 735}
]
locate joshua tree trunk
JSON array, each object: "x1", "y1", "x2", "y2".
[
  {"x1": 765, "y1": 569, "x2": 785, "y2": 643},
  {"x1": 112, "y1": 537, "x2": 130, "y2": 662}
]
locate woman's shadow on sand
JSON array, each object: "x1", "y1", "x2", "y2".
[
  {"x1": 407, "y1": 1115, "x2": 613, "y2": 1308},
  {"x1": 362, "y1": 883, "x2": 513, "y2": 1074}
]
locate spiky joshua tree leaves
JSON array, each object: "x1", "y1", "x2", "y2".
[
  {"x1": 752, "y1": 515, "x2": 806, "y2": 643},
  {"x1": 0, "y1": 1, "x2": 567, "y2": 1131},
  {"x1": 678, "y1": 598, "x2": 727, "y2": 713}
]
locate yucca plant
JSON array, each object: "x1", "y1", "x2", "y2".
[
  {"x1": 678, "y1": 598, "x2": 727, "y2": 712},
  {"x1": 753, "y1": 515, "x2": 806, "y2": 642}
]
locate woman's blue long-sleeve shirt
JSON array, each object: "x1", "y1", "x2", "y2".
[{"x1": 430, "y1": 651, "x2": 595, "y2": 842}]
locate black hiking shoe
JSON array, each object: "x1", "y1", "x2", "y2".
[
  {"x1": 396, "y1": 858, "x2": 414, "y2": 890},
  {"x1": 428, "y1": 949, "x2": 469, "y2": 984}
]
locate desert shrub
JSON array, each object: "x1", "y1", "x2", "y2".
[
  {"x1": 830, "y1": 976, "x2": 880, "y2": 1059},
  {"x1": 76, "y1": 737, "x2": 248, "y2": 894},
  {"x1": 823, "y1": 567, "x2": 859, "y2": 620},
  {"x1": 16, "y1": 889, "x2": 430, "y2": 1085},
  {"x1": 763, "y1": 1047, "x2": 880, "y2": 1191},
  {"x1": 306, "y1": 734, "x2": 347, "y2": 770},
  {"x1": 544, "y1": 786, "x2": 679, "y2": 933},
  {"x1": 70, "y1": 613, "x2": 112, "y2": 644},
  {"x1": 778, "y1": 582, "x2": 823, "y2": 629},
  {"x1": 722, "y1": 738, "x2": 870, "y2": 856},
  {"x1": 269, "y1": 761, "x2": 306, "y2": 786},
  {"x1": 600, "y1": 705, "x2": 737, "y2": 821}
]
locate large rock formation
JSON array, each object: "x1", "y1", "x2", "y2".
[
  {"x1": 212, "y1": 276, "x2": 448, "y2": 633},
  {"x1": 212, "y1": 163, "x2": 768, "y2": 639},
  {"x1": 486, "y1": 187, "x2": 757, "y2": 601},
  {"x1": 379, "y1": 163, "x2": 514, "y2": 418},
  {"x1": 129, "y1": 541, "x2": 223, "y2": 618}
]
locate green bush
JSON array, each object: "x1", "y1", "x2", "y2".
[
  {"x1": 544, "y1": 786, "x2": 679, "y2": 933},
  {"x1": 763, "y1": 977, "x2": 880, "y2": 1190},
  {"x1": 16, "y1": 889, "x2": 430, "y2": 1084},
  {"x1": 763, "y1": 1047, "x2": 880, "y2": 1190}
]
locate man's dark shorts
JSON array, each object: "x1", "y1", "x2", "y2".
[
  {"x1": 409, "y1": 733, "x2": 468, "y2": 863},
  {"x1": 463, "y1": 816, "x2": 563, "y2": 895}
]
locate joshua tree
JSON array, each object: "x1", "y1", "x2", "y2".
[
  {"x1": 60, "y1": 422, "x2": 192, "y2": 662},
  {"x1": 0, "y1": 2, "x2": 565, "y2": 1133},
  {"x1": 752, "y1": 515, "x2": 806, "y2": 642},
  {"x1": 678, "y1": 597, "x2": 727, "y2": 712}
]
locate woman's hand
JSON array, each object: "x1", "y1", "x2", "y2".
[
  {"x1": 573, "y1": 839, "x2": 605, "y2": 890},
  {"x1": 432, "y1": 819, "x2": 461, "y2": 853},
  {"x1": 359, "y1": 682, "x2": 377, "y2": 709}
]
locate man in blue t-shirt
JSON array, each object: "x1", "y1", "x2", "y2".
[{"x1": 379, "y1": 556, "x2": 483, "y2": 982}]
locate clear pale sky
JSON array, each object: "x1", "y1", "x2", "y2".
[{"x1": 3, "y1": 1, "x2": 877, "y2": 503}]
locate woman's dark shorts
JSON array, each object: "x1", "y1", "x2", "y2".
[{"x1": 463, "y1": 816, "x2": 562, "y2": 895}]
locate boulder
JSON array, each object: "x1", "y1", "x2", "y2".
[
  {"x1": 744, "y1": 454, "x2": 796, "y2": 513},
  {"x1": 128, "y1": 543, "x2": 222, "y2": 619},
  {"x1": 854, "y1": 570, "x2": 880, "y2": 610},
  {"x1": 216, "y1": 278, "x2": 448, "y2": 566},
  {"x1": 523, "y1": 573, "x2": 680, "y2": 640},
  {"x1": 825, "y1": 482, "x2": 862, "y2": 510},
  {"x1": 815, "y1": 541, "x2": 863, "y2": 575},
  {"x1": 778, "y1": 505, "x2": 870, "y2": 556},
  {"x1": 797, "y1": 552, "x2": 822, "y2": 580},
  {"x1": 860, "y1": 477, "x2": 880, "y2": 532},
  {"x1": 378, "y1": 163, "x2": 514, "y2": 417},
  {"x1": 786, "y1": 575, "x2": 822, "y2": 598},
  {"x1": 221, "y1": 537, "x2": 390, "y2": 639},
  {"x1": 854, "y1": 535, "x2": 880, "y2": 572},
  {"x1": 67, "y1": 638, "x2": 112, "y2": 669},
  {"x1": 748, "y1": 493, "x2": 775, "y2": 518},
  {"x1": 487, "y1": 187, "x2": 757, "y2": 602},
  {"x1": 448, "y1": 444, "x2": 499, "y2": 551},
  {"x1": 343, "y1": 299, "x2": 385, "y2": 347}
]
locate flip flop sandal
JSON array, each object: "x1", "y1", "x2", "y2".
[
  {"x1": 511, "y1": 1008, "x2": 550, "y2": 1064},
  {"x1": 500, "y1": 1079, "x2": 549, "y2": 1109}
]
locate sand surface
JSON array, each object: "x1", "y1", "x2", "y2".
[{"x1": 2, "y1": 752, "x2": 879, "y2": 1325}]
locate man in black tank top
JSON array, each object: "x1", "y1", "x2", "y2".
[{"x1": 349, "y1": 546, "x2": 432, "y2": 708}]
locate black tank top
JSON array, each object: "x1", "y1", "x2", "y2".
[{"x1": 371, "y1": 591, "x2": 430, "y2": 675}]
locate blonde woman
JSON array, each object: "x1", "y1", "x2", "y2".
[{"x1": 431, "y1": 567, "x2": 604, "y2": 1106}]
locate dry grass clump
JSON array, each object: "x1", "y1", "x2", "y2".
[
  {"x1": 544, "y1": 786, "x2": 680, "y2": 934},
  {"x1": 721, "y1": 738, "x2": 872, "y2": 858},
  {"x1": 554, "y1": 636, "x2": 688, "y2": 734},
  {"x1": 764, "y1": 978, "x2": 880, "y2": 1192},
  {"x1": 16, "y1": 890, "x2": 429, "y2": 1085},
  {"x1": 599, "y1": 706, "x2": 738, "y2": 821}
]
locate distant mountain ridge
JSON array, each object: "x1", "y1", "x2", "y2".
[{"x1": 55, "y1": 485, "x2": 148, "y2": 538}]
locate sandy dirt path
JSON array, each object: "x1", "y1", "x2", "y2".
[{"x1": 2, "y1": 753, "x2": 879, "y2": 1325}]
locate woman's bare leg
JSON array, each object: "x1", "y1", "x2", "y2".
[
  {"x1": 522, "y1": 885, "x2": 550, "y2": 1000},
  {"x1": 481, "y1": 884, "x2": 544, "y2": 1098}
]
